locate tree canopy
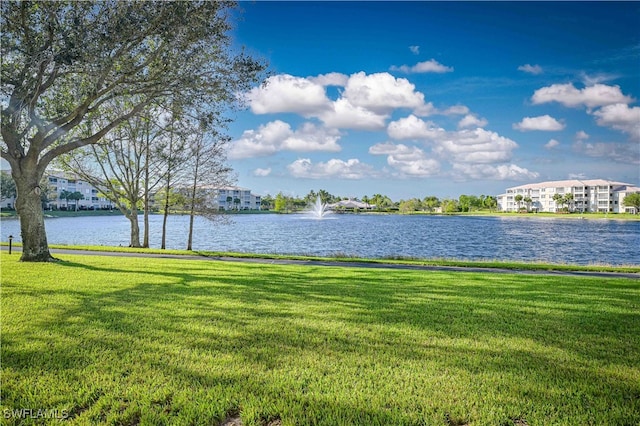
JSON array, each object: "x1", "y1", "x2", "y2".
[{"x1": 0, "y1": 0, "x2": 266, "y2": 260}]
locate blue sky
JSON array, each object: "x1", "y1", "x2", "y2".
[{"x1": 225, "y1": 1, "x2": 639, "y2": 200}]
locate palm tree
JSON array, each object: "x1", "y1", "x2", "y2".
[
  {"x1": 523, "y1": 196, "x2": 532, "y2": 212},
  {"x1": 514, "y1": 194, "x2": 523, "y2": 212},
  {"x1": 563, "y1": 193, "x2": 574, "y2": 213},
  {"x1": 226, "y1": 196, "x2": 233, "y2": 211},
  {"x1": 59, "y1": 189, "x2": 72, "y2": 210}
]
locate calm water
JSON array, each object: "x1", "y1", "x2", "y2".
[{"x1": 1, "y1": 214, "x2": 639, "y2": 265}]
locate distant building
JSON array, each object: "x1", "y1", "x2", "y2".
[
  {"x1": 497, "y1": 179, "x2": 640, "y2": 213},
  {"x1": 213, "y1": 186, "x2": 262, "y2": 211},
  {"x1": 45, "y1": 171, "x2": 114, "y2": 210},
  {"x1": 328, "y1": 199, "x2": 375, "y2": 210}
]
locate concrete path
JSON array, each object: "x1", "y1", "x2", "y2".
[{"x1": 1, "y1": 246, "x2": 638, "y2": 279}]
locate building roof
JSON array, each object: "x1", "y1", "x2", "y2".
[{"x1": 328, "y1": 199, "x2": 374, "y2": 209}]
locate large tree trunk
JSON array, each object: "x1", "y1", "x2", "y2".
[{"x1": 14, "y1": 170, "x2": 56, "y2": 262}]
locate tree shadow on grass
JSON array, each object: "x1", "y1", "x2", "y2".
[{"x1": 2, "y1": 258, "x2": 639, "y2": 424}]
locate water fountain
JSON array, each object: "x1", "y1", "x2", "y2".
[{"x1": 307, "y1": 196, "x2": 332, "y2": 219}]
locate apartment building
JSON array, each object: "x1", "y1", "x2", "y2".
[
  {"x1": 214, "y1": 186, "x2": 262, "y2": 211},
  {"x1": 45, "y1": 172, "x2": 114, "y2": 210},
  {"x1": 498, "y1": 179, "x2": 640, "y2": 213}
]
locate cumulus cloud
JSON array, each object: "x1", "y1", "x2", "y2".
[
  {"x1": 308, "y1": 72, "x2": 349, "y2": 87},
  {"x1": 531, "y1": 83, "x2": 634, "y2": 109},
  {"x1": 387, "y1": 114, "x2": 446, "y2": 141},
  {"x1": 245, "y1": 74, "x2": 332, "y2": 115},
  {"x1": 591, "y1": 103, "x2": 640, "y2": 140},
  {"x1": 387, "y1": 115, "x2": 521, "y2": 169},
  {"x1": 458, "y1": 114, "x2": 488, "y2": 129},
  {"x1": 435, "y1": 128, "x2": 518, "y2": 164},
  {"x1": 228, "y1": 120, "x2": 341, "y2": 159},
  {"x1": 390, "y1": 59, "x2": 454, "y2": 74},
  {"x1": 409, "y1": 45, "x2": 420, "y2": 55},
  {"x1": 287, "y1": 158, "x2": 376, "y2": 179},
  {"x1": 518, "y1": 64, "x2": 543, "y2": 75},
  {"x1": 452, "y1": 163, "x2": 540, "y2": 181},
  {"x1": 369, "y1": 142, "x2": 440, "y2": 177},
  {"x1": 319, "y1": 98, "x2": 388, "y2": 131},
  {"x1": 343, "y1": 72, "x2": 427, "y2": 113},
  {"x1": 253, "y1": 168, "x2": 272, "y2": 177},
  {"x1": 544, "y1": 139, "x2": 560, "y2": 149},
  {"x1": 513, "y1": 115, "x2": 565, "y2": 131}
]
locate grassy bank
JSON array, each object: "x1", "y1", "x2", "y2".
[
  {"x1": 1, "y1": 252, "x2": 639, "y2": 425},
  {"x1": 3, "y1": 243, "x2": 639, "y2": 273}
]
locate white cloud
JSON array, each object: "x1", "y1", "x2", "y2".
[
  {"x1": 387, "y1": 114, "x2": 446, "y2": 141},
  {"x1": 409, "y1": 45, "x2": 420, "y2": 55},
  {"x1": 580, "y1": 72, "x2": 618, "y2": 86},
  {"x1": 531, "y1": 83, "x2": 634, "y2": 109},
  {"x1": 441, "y1": 105, "x2": 470, "y2": 116},
  {"x1": 390, "y1": 59, "x2": 454, "y2": 74},
  {"x1": 452, "y1": 163, "x2": 540, "y2": 181},
  {"x1": 575, "y1": 130, "x2": 590, "y2": 141},
  {"x1": 343, "y1": 72, "x2": 427, "y2": 113},
  {"x1": 319, "y1": 98, "x2": 388, "y2": 131},
  {"x1": 513, "y1": 115, "x2": 565, "y2": 131},
  {"x1": 308, "y1": 72, "x2": 349, "y2": 87},
  {"x1": 287, "y1": 158, "x2": 376, "y2": 179},
  {"x1": 253, "y1": 168, "x2": 272, "y2": 177},
  {"x1": 458, "y1": 114, "x2": 488, "y2": 129},
  {"x1": 545, "y1": 139, "x2": 560, "y2": 149},
  {"x1": 436, "y1": 128, "x2": 518, "y2": 164},
  {"x1": 518, "y1": 64, "x2": 543, "y2": 75},
  {"x1": 228, "y1": 120, "x2": 341, "y2": 159},
  {"x1": 369, "y1": 142, "x2": 440, "y2": 177},
  {"x1": 573, "y1": 140, "x2": 640, "y2": 164},
  {"x1": 591, "y1": 103, "x2": 640, "y2": 140},
  {"x1": 387, "y1": 115, "x2": 520, "y2": 166},
  {"x1": 245, "y1": 74, "x2": 332, "y2": 115}
]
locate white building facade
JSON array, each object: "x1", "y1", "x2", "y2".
[
  {"x1": 214, "y1": 186, "x2": 261, "y2": 211},
  {"x1": 498, "y1": 179, "x2": 640, "y2": 213},
  {"x1": 46, "y1": 172, "x2": 114, "y2": 210}
]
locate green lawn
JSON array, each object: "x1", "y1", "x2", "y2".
[{"x1": 1, "y1": 253, "x2": 639, "y2": 425}]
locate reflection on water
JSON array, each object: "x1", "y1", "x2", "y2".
[{"x1": 1, "y1": 214, "x2": 638, "y2": 265}]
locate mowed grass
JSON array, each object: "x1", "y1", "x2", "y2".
[{"x1": 1, "y1": 253, "x2": 639, "y2": 425}]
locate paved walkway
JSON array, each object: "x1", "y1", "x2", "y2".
[{"x1": 2, "y1": 246, "x2": 638, "y2": 279}]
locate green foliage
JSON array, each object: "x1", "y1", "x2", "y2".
[
  {"x1": 0, "y1": 172, "x2": 16, "y2": 200},
  {"x1": 623, "y1": 192, "x2": 640, "y2": 211},
  {"x1": 2, "y1": 252, "x2": 639, "y2": 425}
]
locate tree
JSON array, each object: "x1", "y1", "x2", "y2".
[
  {"x1": 514, "y1": 194, "x2": 524, "y2": 212},
  {"x1": 423, "y1": 196, "x2": 440, "y2": 213},
  {"x1": 59, "y1": 189, "x2": 72, "y2": 210},
  {"x1": 483, "y1": 195, "x2": 497, "y2": 212},
  {"x1": 523, "y1": 196, "x2": 532, "y2": 212},
  {"x1": 563, "y1": 193, "x2": 574, "y2": 212},
  {"x1": 1, "y1": 1, "x2": 265, "y2": 261},
  {"x1": 623, "y1": 192, "x2": 640, "y2": 213},
  {"x1": 441, "y1": 198, "x2": 459, "y2": 213},
  {"x1": 274, "y1": 193, "x2": 287, "y2": 213},
  {"x1": 261, "y1": 195, "x2": 274, "y2": 210},
  {"x1": 552, "y1": 193, "x2": 564, "y2": 212},
  {"x1": 68, "y1": 191, "x2": 84, "y2": 211},
  {"x1": 180, "y1": 115, "x2": 233, "y2": 250}
]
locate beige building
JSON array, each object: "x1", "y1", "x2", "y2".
[{"x1": 497, "y1": 179, "x2": 639, "y2": 213}]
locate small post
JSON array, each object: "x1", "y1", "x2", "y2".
[{"x1": 8, "y1": 235, "x2": 13, "y2": 255}]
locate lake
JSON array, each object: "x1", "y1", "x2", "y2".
[{"x1": 1, "y1": 213, "x2": 639, "y2": 265}]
